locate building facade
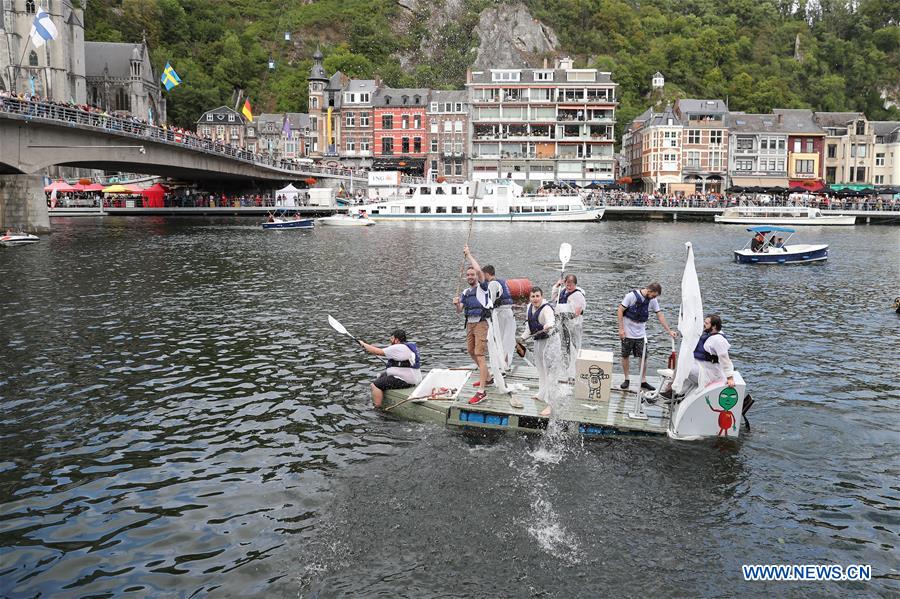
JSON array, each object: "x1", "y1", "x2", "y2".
[
  {"x1": 372, "y1": 87, "x2": 430, "y2": 175},
  {"x1": 427, "y1": 90, "x2": 468, "y2": 182},
  {"x1": 772, "y1": 109, "x2": 826, "y2": 189},
  {"x1": 0, "y1": 0, "x2": 86, "y2": 103},
  {"x1": 340, "y1": 79, "x2": 377, "y2": 166},
  {"x1": 196, "y1": 106, "x2": 246, "y2": 147},
  {"x1": 725, "y1": 113, "x2": 790, "y2": 188},
  {"x1": 637, "y1": 105, "x2": 682, "y2": 193},
  {"x1": 467, "y1": 58, "x2": 617, "y2": 185},
  {"x1": 871, "y1": 121, "x2": 900, "y2": 186},
  {"x1": 306, "y1": 48, "x2": 344, "y2": 158},
  {"x1": 674, "y1": 99, "x2": 728, "y2": 193},
  {"x1": 815, "y1": 112, "x2": 875, "y2": 185},
  {"x1": 245, "y1": 112, "x2": 309, "y2": 159},
  {"x1": 84, "y1": 40, "x2": 165, "y2": 124}
]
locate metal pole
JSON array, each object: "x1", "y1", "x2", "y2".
[{"x1": 628, "y1": 334, "x2": 649, "y2": 420}]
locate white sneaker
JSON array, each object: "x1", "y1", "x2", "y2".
[{"x1": 509, "y1": 397, "x2": 523, "y2": 409}]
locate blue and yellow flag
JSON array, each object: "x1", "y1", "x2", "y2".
[{"x1": 161, "y1": 62, "x2": 181, "y2": 91}]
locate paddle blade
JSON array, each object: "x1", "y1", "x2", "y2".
[
  {"x1": 559, "y1": 243, "x2": 572, "y2": 269},
  {"x1": 327, "y1": 314, "x2": 349, "y2": 336}
]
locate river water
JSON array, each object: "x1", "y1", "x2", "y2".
[{"x1": 0, "y1": 217, "x2": 898, "y2": 597}]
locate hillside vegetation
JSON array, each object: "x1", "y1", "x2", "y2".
[{"x1": 85, "y1": 0, "x2": 900, "y2": 134}]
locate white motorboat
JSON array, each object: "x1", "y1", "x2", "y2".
[
  {"x1": 318, "y1": 214, "x2": 375, "y2": 226},
  {"x1": 0, "y1": 232, "x2": 39, "y2": 246},
  {"x1": 734, "y1": 226, "x2": 828, "y2": 264},
  {"x1": 715, "y1": 201, "x2": 855, "y2": 225},
  {"x1": 348, "y1": 180, "x2": 604, "y2": 222}
]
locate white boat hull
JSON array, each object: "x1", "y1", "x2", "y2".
[
  {"x1": 318, "y1": 216, "x2": 375, "y2": 226},
  {"x1": 364, "y1": 209, "x2": 604, "y2": 223},
  {"x1": 715, "y1": 214, "x2": 856, "y2": 226},
  {"x1": 1, "y1": 234, "x2": 40, "y2": 246}
]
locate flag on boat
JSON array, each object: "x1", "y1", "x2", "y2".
[
  {"x1": 160, "y1": 62, "x2": 181, "y2": 91},
  {"x1": 29, "y1": 8, "x2": 59, "y2": 48},
  {"x1": 241, "y1": 99, "x2": 253, "y2": 122},
  {"x1": 672, "y1": 242, "x2": 704, "y2": 395}
]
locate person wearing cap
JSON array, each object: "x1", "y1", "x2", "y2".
[{"x1": 358, "y1": 329, "x2": 422, "y2": 409}]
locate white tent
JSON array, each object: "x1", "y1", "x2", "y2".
[{"x1": 275, "y1": 183, "x2": 302, "y2": 206}]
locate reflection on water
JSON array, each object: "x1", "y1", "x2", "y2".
[{"x1": 0, "y1": 217, "x2": 898, "y2": 596}]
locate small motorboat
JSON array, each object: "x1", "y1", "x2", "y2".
[
  {"x1": 318, "y1": 213, "x2": 375, "y2": 227},
  {"x1": 734, "y1": 226, "x2": 828, "y2": 264},
  {"x1": 0, "y1": 231, "x2": 39, "y2": 246},
  {"x1": 262, "y1": 216, "x2": 314, "y2": 230}
]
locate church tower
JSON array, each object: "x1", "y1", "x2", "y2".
[{"x1": 307, "y1": 46, "x2": 328, "y2": 157}]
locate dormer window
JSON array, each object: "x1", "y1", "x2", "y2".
[
  {"x1": 855, "y1": 121, "x2": 865, "y2": 135},
  {"x1": 384, "y1": 96, "x2": 391, "y2": 105},
  {"x1": 402, "y1": 95, "x2": 408, "y2": 104},
  {"x1": 206, "y1": 114, "x2": 213, "y2": 121},
  {"x1": 228, "y1": 114, "x2": 235, "y2": 122},
  {"x1": 414, "y1": 95, "x2": 420, "y2": 104}
]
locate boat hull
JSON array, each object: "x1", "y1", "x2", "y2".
[
  {"x1": 0, "y1": 234, "x2": 39, "y2": 246},
  {"x1": 318, "y1": 216, "x2": 375, "y2": 226},
  {"x1": 364, "y1": 209, "x2": 604, "y2": 223},
  {"x1": 715, "y1": 215, "x2": 855, "y2": 226},
  {"x1": 734, "y1": 244, "x2": 828, "y2": 264},
  {"x1": 262, "y1": 219, "x2": 314, "y2": 230}
]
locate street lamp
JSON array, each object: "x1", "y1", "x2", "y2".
[{"x1": 268, "y1": 57, "x2": 276, "y2": 70}]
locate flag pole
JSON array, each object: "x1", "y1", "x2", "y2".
[{"x1": 13, "y1": 32, "x2": 33, "y2": 94}]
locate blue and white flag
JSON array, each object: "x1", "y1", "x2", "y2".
[{"x1": 29, "y1": 8, "x2": 59, "y2": 48}]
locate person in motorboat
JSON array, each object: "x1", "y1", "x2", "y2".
[
  {"x1": 478, "y1": 261, "x2": 517, "y2": 373},
  {"x1": 551, "y1": 273, "x2": 586, "y2": 379},
  {"x1": 267, "y1": 214, "x2": 275, "y2": 223},
  {"x1": 750, "y1": 231, "x2": 766, "y2": 252},
  {"x1": 522, "y1": 287, "x2": 558, "y2": 416},
  {"x1": 358, "y1": 329, "x2": 422, "y2": 409},
  {"x1": 660, "y1": 314, "x2": 734, "y2": 400},
  {"x1": 453, "y1": 246, "x2": 492, "y2": 404},
  {"x1": 617, "y1": 283, "x2": 677, "y2": 391}
]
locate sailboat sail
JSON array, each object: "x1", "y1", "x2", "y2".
[
  {"x1": 479, "y1": 283, "x2": 508, "y2": 393},
  {"x1": 672, "y1": 242, "x2": 703, "y2": 394}
]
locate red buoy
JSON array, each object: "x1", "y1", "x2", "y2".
[{"x1": 505, "y1": 278, "x2": 533, "y2": 299}]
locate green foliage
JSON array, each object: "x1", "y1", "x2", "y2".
[{"x1": 84, "y1": 0, "x2": 900, "y2": 129}]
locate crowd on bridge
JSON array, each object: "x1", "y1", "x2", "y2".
[{"x1": 0, "y1": 91, "x2": 367, "y2": 179}]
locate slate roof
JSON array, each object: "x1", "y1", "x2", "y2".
[
  {"x1": 469, "y1": 69, "x2": 614, "y2": 85},
  {"x1": 429, "y1": 89, "x2": 467, "y2": 107},
  {"x1": 813, "y1": 112, "x2": 864, "y2": 128},
  {"x1": 196, "y1": 106, "x2": 245, "y2": 125},
  {"x1": 646, "y1": 104, "x2": 681, "y2": 127},
  {"x1": 372, "y1": 87, "x2": 430, "y2": 108},
  {"x1": 772, "y1": 109, "x2": 826, "y2": 135},
  {"x1": 342, "y1": 79, "x2": 378, "y2": 94},
  {"x1": 84, "y1": 41, "x2": 156, "y2": 85},
  {"x1": 871, "y1": 121, "x2": 900, "y2": 142},
  {"x1": 725, "y1": 112, "x2": 791, "y2": 134},
  {"x1": 676, "y1": 98, "x2": 727, "y2": 116}
]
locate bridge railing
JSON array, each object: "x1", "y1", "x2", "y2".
[
  {"x1": 0, "y1": 94, "x2": 379, "y2": 181},
  {"x1": 587, "y1": 194, "x2": 900, "y2": 212}
]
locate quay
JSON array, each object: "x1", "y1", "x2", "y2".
[{"x1": 46, "y1": 204, "x2": 900, "y2": 223}]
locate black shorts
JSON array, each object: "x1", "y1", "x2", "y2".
[
  {"x1": 621, "y1": 337, "x2": 646, "y2": 358},
  {"x1": 372, "y1": 373, "x2": 414, "y2": 392}
]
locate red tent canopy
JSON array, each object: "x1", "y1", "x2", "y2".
[
  {"x1": 82, "y1": 183, "x2": 105, "y2": 192},
  {"x1": 141, "y1": 183, "x2": 167, "y2": 207},
  {"x1": 44, "y1": 179, "x2": 76, "y2": 193}
]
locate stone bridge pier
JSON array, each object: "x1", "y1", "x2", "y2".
[{"x1": 0, "y1": 175, "x2": 51, "y2": 233}]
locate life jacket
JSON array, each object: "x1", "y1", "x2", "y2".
[
  {"x1": 461, "y1": 284, "x2": 489, "y2": 321},
  {"x1": 527, "y1": 303, "x2": 551, "y2": 340},
  {"x1": 622, "y1": 289, "x2": 650, "y2": 322},
  {"x1": 495, "y1": 278, "x2": 513, "y2": 306},
  {"x1": 693, "y1": 332, "x2": 725, "y2": 363},
  {"x1": 386, "y1": 342, "x2": 421, "y2": 369},
  {"x1": 558, "y1": 286, "x2": 585, "y2": 313}
]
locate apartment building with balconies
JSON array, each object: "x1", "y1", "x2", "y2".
[
  {"x1": 674, "y1": 99, "x2": 729, "y2": 193},
  {"x1": 372, "y1": 87, "x2": 430, "y2": 176},
  {"x1": 340, "y1": 79, "x2": 378, "y2": 167},
  {"x1": 426, "y1": 90, "x2": 468, "y2": 182},
  {"x1": 466, "y1": 58, "x2": 617, "y2": 185}
]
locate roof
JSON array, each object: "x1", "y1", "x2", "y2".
[
  {"x1": 725, "y1": 112, "x2": 791, "y2": 134},
  {"x1": 813, "y1": 112, "x2": 863, "y2": 128},
  {"x1": 430, "y1": 89, "x2": 467, "y2": 104},
  {"x1": 772, "y1": 109, "x2": 825, "y2": 135},
  {"x1": 871, "y1": 121, "x2": 900, "y2": 138},
  {"x1": 468, "y1": 69, "x2": 615, "y2": 85},
  {"x1": 747, "y1": 226, "x2": 795, "y2": 233},
  {"x1": 84, "y1": 41, "x2": 156, "y2": 84},
  {"x1": 372, "y1": 87, "x2": 430, "y2": 108},
  {"x1": 646, "y1": 105, "x2": 681, "y2": 127},
  {"x1": 342, "y1": 79, "x2": 378, "y2": 94},
  {"x1": 653, "y1": 71, "x2": 664, "y2": 77},
  {"x1": 676, "y1": 98, "x2": 727, "y2": 116},
  {"x1": 252, "y1": 112, "x2": 310, "y2": 132},
  {"x1": 196, "y1": 106, "x2": 245, "y2": 124}
]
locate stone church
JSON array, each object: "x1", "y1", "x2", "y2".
[{"x1": 0, "y1": 1, "x2": 165, "y2": 123}]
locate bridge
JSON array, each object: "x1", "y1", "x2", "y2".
[{"x1": 0, "y1": 96, "x2": 369, "y2": 231}]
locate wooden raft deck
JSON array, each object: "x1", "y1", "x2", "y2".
[{"x1": 383, "y1": 364, "x2": 671, "y2": 436}]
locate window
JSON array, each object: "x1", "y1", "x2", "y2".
[
  {"x1": 857, "y1": 145, "x2": 867, "y2": 158},
  {"x1": 805, "y1": 139, "x2": 814, "y2": 153},
  {"x1": 382, "y1": 138, "x2": 393, "y2": 154},
  {"x1": 431, "y1": 160, "x2": 438, "y2": 172},
  {"x1": 686, "y1": 151, "x2": 700, "y2": 168},
  {"x1": 206, "y1": 114, "x2": 213, "y2": 121},
  {"x1": 444, "y1": 121, "x2": 452, "y2": 133},
  {"x1": 735, "y1": 159, "x2": 753, "y2": 171},
  {"x1": 455, "y1": 120, "x2": 463, "y2": 133},
  {"x1": 413, "y1": 137, "x2": 421, "y2": 153},
  {"x1": 310, "y1": 116, "x2": 317, "y2": 131},
  {"x1": 430, "y1": 139, "x2": 438, "y2": 153},
  {"x1": 491, "y1": 70, "x2": 521, "y2": 82},
  {"x1": 228, "y1": 114, "x2": 235, "y2": 122},
  {"x1": 778, "y1": 139, "x2": 785, "y2": 150},
  {"x1": 431, "y1": 122, "x2": 438, "y2": 133},
  {"x1": 454, "y1": 141, "x2": 463, "y2": 154},
  {"x1": 535, "y1": 71, "x2": 553, "y2": 81},
  {"x1": 455, "y1": 161, "x2": 463, "y2": 176},
  {"x1": 216, "y1": 125, "x2": 225, "y2": 138},
  {"x1": 401, "y1": 137, "x2": 409, "y2": 153},
  {"x1": 776, "y1": 160, "x2": 784, "y2": 171},
  {"x1": 827, "y1": 144, "x2": 837, "y2": 158},
  {"x1": 382, "y1": 114, "x2": 393, "y2": 129},
  {"x1": 346, "y1": 139, "x2": 355, "y2": 152},
  {"x1": 826, "y1": 166, "x2": 836, "y2": 183},
  {"x1": 793, "y1": 140, "x2": 800, "y2": 152},
  {"x1": 310, "y1": 97, "x2": 318, "y2": 109},
  {"x1": 430, "y1": 102, "x2": 438, "y2": 112},
  {"x1": 875, "y1": 153, "x2": 885, "y2": 166},
  {"x1": 28, "y1": 50, "x2": 38, "y2": 66},
  {"x1": 344, "y1": 93, "x2": 355, "y2": 103},
  {"x1": 444, "y1": 140, "x2": 452, "y2": 154},
  {"x1": 414, "y1": 115, "x2": 421, "y2": 129},
  {"x1": 360, "y1": 140, "x2": 370, "y2": 152},
  {"x1": 26, "y1": 0, "x2": 36, "y2": 13},
  {"x1": 455, "y1": 103, "x2": 462, "y2": 112},
  {"x1": 246, "y1": 127, "x2": 255, "y2": 136},
  {"x1": 855, "y1": 166, "x2": 866, "y2": 181},
  {"x1": 760, "y1": 139, "x2": 768, "y2": 150},
  {"x1": 402, "y1": 115, "x2": 409, "y2": 129},
  {"x1": 384, "y1": 96, "x2": 391, "y2": 105},
  {"x1": 360, "y1": 113, "x2": 370, "y2": 126},
  {"x1": 875, "y1": 175, "x2": 884, "y2": 184},
  {"x1": 709, "y1": 130, "x2": 723, "y2": 145},
  {"x1": 796, "y1": 159, "x2": 814, "y2": 174},
  {"x1": 444, "y1": 162, "x2": 452, "y2": 175},
  {"x1": 687, "y1": 130, "x2": 700, "y2": 144},
  {"x1": 736, "y1": 138, "x2": 753, "y2": 151},
  {"x1": 345, "y1": 112, "x2": 355, "y2": 127},
  {"x1": 361, "y1": 93, "x2": 370, "y2": 103},
  {"x1": 855, "y1": 121, "x2": 865, "y2": 135}
]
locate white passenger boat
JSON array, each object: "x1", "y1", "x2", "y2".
[
  {"x1": 715, "y1": 201, "x2": 855, "y2": 225},
  {"x1": 348, "y1": 180, "x2": 604, "y2": 222},
  {"x1": 0, "y1": 231, "x2": 39, "y2": 246},
  {"x1": 318, "y1": 214, "x2": 375, "y2": 226}
]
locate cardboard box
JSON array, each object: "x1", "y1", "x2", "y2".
[{"x1": 574, "y1": 349, "x2": 613, "y2": 402}]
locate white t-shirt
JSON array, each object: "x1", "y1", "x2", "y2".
[
  {"x1": 384, "y1": 343, "x2": 422, "y2": 385},
  {"x1": 553, "y1": 285, "x2": 586, "y2": 317},
  {"x1": 702, "y1": 333, "x2": 734, "y2": 379},
  {"x1": 620, "y1": 290, "x2": 660, "y2": 339}
]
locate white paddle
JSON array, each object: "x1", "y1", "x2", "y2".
[
  {"x1": 559, "y1": 242, "x2": 572, "y2": 276},
  {"x1": 327, "y1": 314, "x2": 387, "y2": 364}
]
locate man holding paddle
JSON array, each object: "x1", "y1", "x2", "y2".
[
  {"x1": 358, "y1": 329, "x2": 422, "y2": 409},
  {"x1": 453, "y1": 245, "x2": 492, "y2": 404}
]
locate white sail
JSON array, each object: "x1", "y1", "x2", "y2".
[
  {"x1": 481, "y1": 280, "x2": 508, "y2": 393},
  {"x1": 672, "y1": 242, "x2": 704, "y2": 394}
]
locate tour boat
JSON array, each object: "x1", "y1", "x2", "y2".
[
  {"x1": 0, "y1": 232, "x2": 40, "y2": 246},
  {"x1": 348, "y1": 181, "x2": 604, "y2": 222},
  {"x1": 715, "y1": 201, "x2": 855, "y2": 225},
  {"x1": 318, "y1": 214, "x2": 375, "y2": 226},
  {"x1": 262, "y1": 216, "x2": 314, "y2": 230},
  {"x1": 379, "y1": 243, "x2": 752, "y2": 441},
  {"x1": 734, "y1": 226, "x2": 828, "y2": 264}
]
